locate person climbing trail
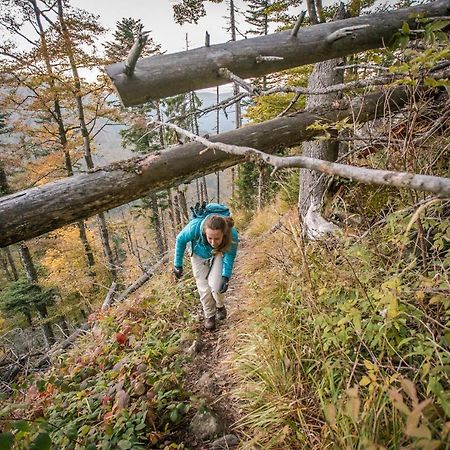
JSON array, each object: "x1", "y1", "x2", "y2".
[{"x1": 173, "y1": 203, "x2": 238, "y2": 331}]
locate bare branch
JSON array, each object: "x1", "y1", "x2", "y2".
[
  {"x1": 152, "y1": 119, "x2": 450, "y2": 197},
  {"x1": 218, "y1": 67, "x2": 260, "y2": 95}
]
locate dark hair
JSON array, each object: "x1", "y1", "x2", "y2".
[{"x1": 204, "y1": 215, "x2": 235, "y2": 253}]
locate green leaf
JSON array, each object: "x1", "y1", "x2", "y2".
[
  {"x1": 402, "y1": 22, "x2": 410, "y2": 34},
  {"x1": 30, "y1": 432, "x2": 52, "y2": 450},
  {"x1": 427, "y1": 19, "x2": 450, "y2": 32},
  {"x1": 0, "y1": 433, "x2": 14, "y2": 450},
  {"x1": 169, "y1": 408, "x2": 179, "y2": 423},
  {"x1": 117, "y1": 440, "x2": 132, "y2": 449},
  {"x1": 13, "y1": 420, "x2": 30, "y2": 432},
  {"x1": 135, "y1": 423, "x2": 146, "y2": 431}
]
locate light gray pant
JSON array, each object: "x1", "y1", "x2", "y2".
[{"x1": 191, "y1": 253, "x2": 225, "y2": 319}]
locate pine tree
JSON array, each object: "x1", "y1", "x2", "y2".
[{"x1": 104, "y1": 18, "x2": 160, "y2": 63}]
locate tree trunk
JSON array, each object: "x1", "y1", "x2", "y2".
[
  {"x1": 18, "y1": 242, "x2": 56, "y2": 347},
  {"x1": 149, "y1": 194, "x2": 165, "y2": 257},
  {"x1": 216, "y1": 172, "x2": 220, "y2": 203},
  {"x1": 0, "y1": 251, "x2": 12, "y2": 281},
  {"x1": 104, "y1": 0, "x2": 449, "y2": 106},
  {"x1": 166, "y1": 189, "x2": 177, "y2": 239},
  {"x1": 98, "y1": 212, "x2": 117, "y2": 281},
  {"x1": 299, "y1": 5, "x2": 347, "y2": 239},
  {"x1": 0, "y1": 87, "x2": 416, "y2": 247},
  {"x1": 257, "y1": 168, "x2": 264, "y2": 211},
  {"x1": 57, "y1": 0, "x2": 116, "y2": 280},
  {"x1": 32, "y1": 0, "x2": 97, "y2": 274},
  {"x1": 177, "y1": 189, "x2": 189, "y2": 225},
  {"x1": 196, "y1": 179, "x2": 201, "y2": 203},
  {"x1": 173, "y1": 194, "x2": 181, "y2": 229},
  {"x1": 77, "y1": 221, "x2": 96, "y2": 269},
  {"x1": 3, "y1": 248, "x2": 18, "y2": 281},
  {"x1": 202, "y1": 176, "x2": 209, "y2": 203},
  {"x1": 160, "y1": 207, "x2": 169, "y2": 252}
]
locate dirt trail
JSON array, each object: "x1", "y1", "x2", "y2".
[{"x1": 182, "y1": 239, "x2": 251, "y2": 448}]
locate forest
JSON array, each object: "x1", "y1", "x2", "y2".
[{"x1": 0, "y1": 0, "x2": 449, "y2": 448}]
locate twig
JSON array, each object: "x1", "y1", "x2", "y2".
[{"x1": 218, "y1": 68, "x2": 260, "y2": 95}]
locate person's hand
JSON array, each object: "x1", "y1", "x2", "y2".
[
  {"x1": 173, "y1": 266, "x2": 183, "y2": 280},
  {"x1": 218, "y1": 276, "x2": 229, "y2": 294}
]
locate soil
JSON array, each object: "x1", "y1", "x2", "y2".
[{"x1": 180, "y1": 240, "x2": 250, "y2": 449}]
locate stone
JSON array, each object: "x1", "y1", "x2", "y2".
[
  {"x1": 211, "y1": 434, "x2": 239, "y2": 450},
  {"x1": 189, "y1": 410, "x2": 222, "y2": 440},
  {"x1": 186, "y1": 339, "x2": 201, "y2": 356},
  {"x1": 198, "y1": 372, "x2": 215, "y2": 392}
]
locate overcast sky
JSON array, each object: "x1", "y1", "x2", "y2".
[{"x1": 71, "y1": 0, "x2": 247, "y2": 54}]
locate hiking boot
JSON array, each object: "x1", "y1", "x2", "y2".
[
  {"x1": 216, "y1": 306, "x2": 227, "y2": 320},
  {"x1": 204, "y1": 316, "x2": 216, "y2": 331}
]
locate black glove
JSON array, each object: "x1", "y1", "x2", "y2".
[
  {"x1": 173, "y1": 266, "x2": 183, "y2": 280},
  {"x1": 218, "y1": 276, "x2": 229, "y2": 294}
]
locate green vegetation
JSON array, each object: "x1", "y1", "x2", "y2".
[{"x1": 230, "y1": 197, "x2": 449, "y2": 449}]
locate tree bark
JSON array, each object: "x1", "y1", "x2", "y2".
[
  {"x1": 1, "y1": 251, "x2": 12, "y2": 281},
  {"x1": 97, "y1": 212, "x2": 117, "y2": 281},
  {"x1": 173, "y1": 193, "x2": 181, "y2": 229},
  {"x1": 105, "y1": 0, "x2": 450, "y2": 106},
  {"x1": 202, "y1": 176, "x2": 209, "y2": 203},
  {"x1": 299, "y1": 5, "x2": 347, "y2": 239},
  {"x1": 178, "y1": 189, "x2": 189, "y2": 225},
  {"x1": 166, "y1": 189, "x2": 177, "y2": 239},
  {"x1": 149, "y1": 194, "x2": 165, "y2": 257},
  {"x1": 0, "y1": 88, "x2": 412, "y2": 247},
  {"x1": 4, "y1": 248, "x2": 18, "y2": 281}
]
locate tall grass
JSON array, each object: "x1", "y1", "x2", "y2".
[{"x1": 229, "y1": 203, "x2": 449, "y2": 449}]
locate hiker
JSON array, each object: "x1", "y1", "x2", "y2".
[{"x1": 173, "y1": 203, "x2": 238, "y2": 330}]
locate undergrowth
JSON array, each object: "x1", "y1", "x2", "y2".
[
  {"x1": 230, "y1": 198, "x2": 450, "y2": 449},
  {"x1": 0, "y1": 273, "x2": 201, "y2": 449}
]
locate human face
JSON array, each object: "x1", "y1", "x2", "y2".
[{"x1": 205, "y1": 227, "x2": 224, "y2": 248}]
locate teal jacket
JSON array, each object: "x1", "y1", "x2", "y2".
[{"x1": 174, "y1": 216, "x2": 238, "y2": 278}]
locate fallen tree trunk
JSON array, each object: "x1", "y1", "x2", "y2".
[
  {"x1": 105, "y1": 0, "x2": 450, "y2": 106},
  {"x1": 0, "y1": 87, "x2": 409, "y2": 247}
]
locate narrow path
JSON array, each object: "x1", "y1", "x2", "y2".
[{"x1": 182, "y1": 239, "x2": 251, "y2": 448}]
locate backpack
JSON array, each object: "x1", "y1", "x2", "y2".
[{"x1": 190, "y1": 202, "x2": 230, "y2": 220}]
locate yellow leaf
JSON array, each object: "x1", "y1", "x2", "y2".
[{"x1": 401, "y1": 378, "x2": 418, "y2": 406}]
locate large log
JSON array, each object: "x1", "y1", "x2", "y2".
[
  {"x1": 105, "y1": 0, "x2": 450, "y2": 106},
  {"x1": 0, "y1": 88, "x2": 408, "y2": 247}
]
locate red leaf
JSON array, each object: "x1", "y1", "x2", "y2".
[{"x1": 115, "y1": 332, "x2": 128, "y2": 346}]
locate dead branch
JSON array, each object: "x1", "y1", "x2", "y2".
[{"x1": 152, "y1": 120, "x2": 450, "y2": 197}]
